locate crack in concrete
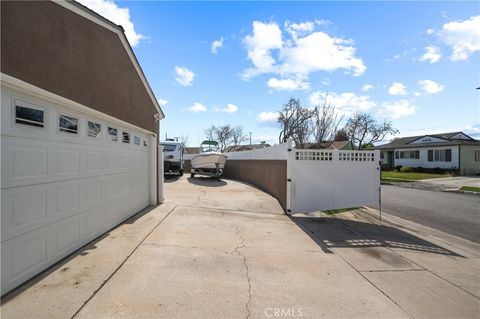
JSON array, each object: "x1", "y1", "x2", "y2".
[{"x1": 232, "y1": 223, "x2": 252, "y2": 319}]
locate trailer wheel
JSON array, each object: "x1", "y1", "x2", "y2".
[
  {"x1": 179, "y1": 169, "x2": 183, "y2": 176},
  {"x1": 190, "y1": 173, "x2": 195, "y2": 178}
]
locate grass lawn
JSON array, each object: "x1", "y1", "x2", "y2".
[
  {"x1": 381, "y1": 171, "x2": 450, "y2": 182},
  {"x1": 460, "y1": 186, "x2": 480, "y2": 193},
  {"x1": 321, "y1": 207, "x2": 361, "y2": 215}
]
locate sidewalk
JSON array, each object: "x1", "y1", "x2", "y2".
[{"x1": 384, "y1": 176, "x2": 480, "y2": 194}]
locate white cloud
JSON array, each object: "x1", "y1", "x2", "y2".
[
  {"x1": 361, "y1": 84, "x2": 373, "y2": 92},
  {"x1": 426, "y1": 28, "x2": 435, "y2": 35},
  {"x1": 418, "y1": 79, "x2": 444, "y2": 94},
  {"x1": 285, "y1": 20, "x2": 315, "y2": 39},
  {"x1": 242, "y1": 21, "x2": 283, "y2": 79},
  {"x1": 157, "y1": 99, "x2": 168, "y2": 107},
  {"x1": 211, "y1": 36, "x2": 224, "y2": 54},
  {"x1": 279, "y1": 31, "x2": 366, "y2": 77},
  {"x1": 377, "y1": 100, "x2": 416, "y2": 120},
  {"x1": 77, "y1": 0, "x2": 145, "y2": 46},
  {"x1": 419, "y1": 46, "x2": 441, "y2": 63},
  {"x1": 188, "y1": 102, "x2": 207, "y2": 113},
  {"x1": 221, "y1": 103, "x2": 238, "y2": 113},
  {"x1": 242, "y1": 20, "x2": 366, "y2": 83},
  {"x1": 267, "y1": 77, "x2": 310, "y2": 91},
  {"x1": 257, "y1": 111, "x2": 278, "y2": 122},
  {"x1": 174, "y1": 66, "x2": 195, "y2": 86},
  {"x1": 308, "y1": 91, "x2": 376, "y2": 116},
  {"x1": 388, "y1": 82, "x2": 408, "y2": 96},
  {"x1": 439, "y1": 15, "x2": 480, "y2": 61}
]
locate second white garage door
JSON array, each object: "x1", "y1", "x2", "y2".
[{"x1": 1, "y1": 84, "x2": 155, "y2": 295}]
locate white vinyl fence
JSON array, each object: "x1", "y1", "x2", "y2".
[
  {"x1": 287, "y1": 149, "x2": 380, "y2": 213},
  {"x1": 223, "y1": 140, "x2": 380, "y2": 214}
]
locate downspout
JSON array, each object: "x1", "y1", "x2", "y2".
[{"x1": 458, "y1": 145, "x2": 461, "y2": 175}]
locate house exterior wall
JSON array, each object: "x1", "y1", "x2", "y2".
[
  {"x1": 393, "y1": 146, "x2": 459, "y2": 169},
  {"x1": 1, "y1": 1, "x2": 159, "y2": 135},
  {"x1": 459, "y1": 145, "x2": 480, "y2": 175}
]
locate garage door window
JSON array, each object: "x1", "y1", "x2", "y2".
[
  {"x1": 134, "y1": 136, "x2": 141, "y2": 145},
  {"x1": 15, "y1": 104, "x2": 44, "y2": 128},
  {"x1": 123, "y1": 131, "x2": 130, "y2": 143},
  {"x1": 108, "y1": 127, "x2": 118, "y2": 141},
  {"x1": 88, "y1": 121, "x2": 101, "y2": 138},
  {"x1": 59, "y1": 114, "x2": 78, "y2": 134}
]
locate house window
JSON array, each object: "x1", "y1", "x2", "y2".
[
  {"x1": 59, "y1": 114, "x2": 78, "y2": 134},
  {"x1": 429, "y1": 149, "x2": 452, "y2": 162},
  {"x1": 108, "y1": 127, "x2": 118, "y2": 141},
  {"x1": 122, "y1": 131, "x2": 130, "y2": 143},
  {"x1": 88, "y1": 121, "x2": 101, "y2": 137},
  {"x1": 395, "y1": 151, "x2": 399, "y2": 159},
  {"x1": 134, "y1": 136, "x2": 141, "y2": 145},
  {"x1": 15, "y1": 104, "x2": 44, "y2": 128},
  {"x1": 399, "y1": 151, "x2": 405, "y2": 159},
  {"x1": 475, "y1": 149, "x2": 480, "y2": 162}
]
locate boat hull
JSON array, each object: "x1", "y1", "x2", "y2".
[{"x1": 191, "y1": 153, "x2": 227, "y2": 170}]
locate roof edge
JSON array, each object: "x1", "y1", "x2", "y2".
[{"x1": 54, "y1": 0, "x2": 165, "y2": 119}]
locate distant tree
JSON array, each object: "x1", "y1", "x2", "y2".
[
  {"x1": 204, "y1": 125, "x2": 216, "y2": 141},
  {"x1": 203, "y1": 124, "x2": 235, "y2": 152},
  {"x1": 231, "y1": 125, "x2": 248, "y2": 146},
  {"x1": 312, "y1": 93, "x2": 343, "y2": 146},
  {"x1": 344, "y1": 112, "x2": 399, "y2": 149},
  {"x1": 334, "y1": 129, "x2": 349, "y2": 141},
  {"x1": 277, "y1": 98, "x2": 315, "y2": 148}
]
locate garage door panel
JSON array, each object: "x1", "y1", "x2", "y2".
[
  {"x1": 85, "y1": 151, "x2": 102, "y2": 173},
  {"x1": 1, "y1": 188, "x2": 48, "y2": 241},
  {"x1": 55, "y1": 219, "x2": 81, "y2": 256}
]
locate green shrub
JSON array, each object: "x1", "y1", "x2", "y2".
[{"x1": 400, "y1": 166, "x2": 413, "y2": 172}]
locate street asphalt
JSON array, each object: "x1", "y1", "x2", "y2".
[{"x1": 372, "y1": 185, "x2": 480, "y2": 243}]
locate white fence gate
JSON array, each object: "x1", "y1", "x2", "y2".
[
  {"x1": 224, "y1": 141, "x2": 380, "y2": 214},
  {"x1": 287, "y1": 149, "x2": 380, "y2": 213}
]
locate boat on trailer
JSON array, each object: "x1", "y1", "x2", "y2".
[{"x1": 190, "y1": 140, "x2": 227, "y2": 179}]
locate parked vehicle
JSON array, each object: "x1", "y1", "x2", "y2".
[
  {"x1": 160, "y1": 139, "x2": 184, "y2": 176},
  {"x1": 190, "y1": 140, "x2": 227, "y2": 179}
]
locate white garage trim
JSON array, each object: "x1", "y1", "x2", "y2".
[{"x1": 1, "y1": 73, "x2": 156, "y2": 136}]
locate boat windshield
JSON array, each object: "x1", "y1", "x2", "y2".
[{"x1": 200, "y1": 141, "x2": 219, "y2": 153}]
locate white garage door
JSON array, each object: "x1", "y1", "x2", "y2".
[{"x1": 1, "y1": 85, "x2": 154, "y2": 295}]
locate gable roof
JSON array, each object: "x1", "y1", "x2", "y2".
[
  {"x1": 305, "y1": 140, "x2": 353, "y2": 150},
  {"x1": 375, "y1": 132, "x2": 479, "y2": 149}
]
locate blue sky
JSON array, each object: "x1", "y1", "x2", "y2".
[{"x1": 79, "y1": 1, "x2": 479, "y2": 146}]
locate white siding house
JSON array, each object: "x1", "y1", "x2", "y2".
[{"x1": 376, "y1": 132, "x2": 480, "y2": 175}]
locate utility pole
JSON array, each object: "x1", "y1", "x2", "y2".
[{"x1": 249, "y1": 132, "x2": 252, "y2": 145}]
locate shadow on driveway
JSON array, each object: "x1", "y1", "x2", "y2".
[
  {"x1": 187, "y1": 177, "x2": 227, "y2": 187},
  {"x1": 290, "y1": 215, "x2": 462, "y2": 257}
]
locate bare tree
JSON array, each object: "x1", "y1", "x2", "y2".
[
  {"x1": 312, "y1": 93, "x2": 343, "y2": 147},
  {"x1": 203, "y1": 124, "x2": 234, "y2": 152},
  {"x1": 204, "y1": 125, "x2": 216, "y2": 141},
  {"x1": 344, "y1": 112, "x2": 399, "y2": 149},
  {"x1": 231, "y1": 125, "x2": 248, "y2": 146},
  {"x1": 277, "y1": 98, "x2": 315, "y2": 148},
  {"x1": 334, "y1": 129, "x2": 349, "y2": 141}
]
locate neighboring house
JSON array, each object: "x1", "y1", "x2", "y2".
[
  {"x1": 305, "y1": 140, "x2": 353, "y2": 150},
  {"x1": 224, "y1": 143, "x2": 271, "y2": 152},
  {"x1": 1, "y1": 1, "x2": 164, "y2": 295},
  {"x1": 375, "y1": 132, "x2": 480, "y2": 175}
]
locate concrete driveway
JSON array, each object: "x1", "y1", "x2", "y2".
[
  {"x1": 421, "y1": 176, "x2": 480, "y2": 189},
  {"x1": 2, "y1": 176, "x2": 479, "y2": 318}
]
